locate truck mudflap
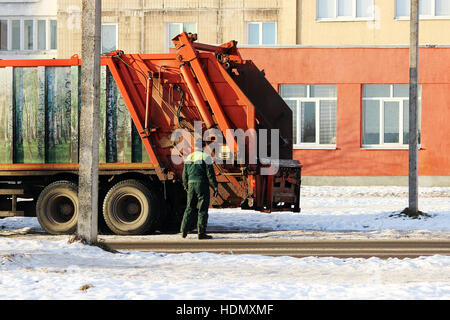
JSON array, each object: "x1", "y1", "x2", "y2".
[{"x1": 245, "y1": 159, "x2": 302, "y2": 213}]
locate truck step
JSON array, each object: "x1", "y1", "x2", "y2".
[
  {"x1": 0, "y1": 210, "x2": 24, "y2": 217},
  {"x1": 0, "y1": 189, "x2": 25, "y2": 217},
  {"x1": 0, "y1": 189, "x2": 24, "y2": 195}
]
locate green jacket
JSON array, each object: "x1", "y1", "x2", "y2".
[{"x1": 182, "y1": 151, "x2": 218, "y2": 190}]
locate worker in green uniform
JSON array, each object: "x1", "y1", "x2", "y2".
[{"x1": 180, "y1": 149, "x2": 218, "y2": 239}]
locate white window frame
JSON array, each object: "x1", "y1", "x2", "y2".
[
  {"x1": 362, "y1": 84, "x2": 421, "y2": 149},
  {"x1": 282, "y1": 85, "x2": 337, "y2": 150},
  {"x1": 395, "y1": 0, "x2": 450, "y2": 20},
  {"x1": 316, "y1": 0, "x2": 375, "y2": 21},
  {"x1": 166, "y1": 22, "x2": 198, "y2": 52},
  {"x1": 0, "y1": 17, "x2": 57, "y2": 52},
  {"x1": 246, "y1": 22, "x2": 277, "y2": 45},
  {"x1": 101, "y1": 23, "x2": 118, "y2": 55}
]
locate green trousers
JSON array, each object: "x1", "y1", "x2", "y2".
[{"x1": 180, "y1": 182, "x2": 210, "y2": 234}]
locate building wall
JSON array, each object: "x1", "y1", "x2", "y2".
[
  {"x1": 55, "y1": 0, "x2": 450, "y2": 59},
  {"x1": 239, "y1": 47, "x2": 450, "y2": 185},
  {"x1": 300, "y1": 0, "x2": 450, "y2": 46},
  {"x1": 0, "y1": 0, "x2": 58, "y2": 59},
  {"x1": 57, "y1": 0, "x2": 298, "y2": 58}
]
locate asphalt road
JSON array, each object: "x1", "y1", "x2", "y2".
[{"x1": 101, "y1": 239, "x2": 450, "y2": 259}]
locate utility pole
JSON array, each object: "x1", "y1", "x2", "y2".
[
  {"x1": 408, "y1": 0, "x2": 419, "y2": 215},
  {"x1": 78, "y1": 0, "x2": 101, "y2": 244}
]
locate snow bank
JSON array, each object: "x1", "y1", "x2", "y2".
[
  {"x1": 1, "y1": 238, "x2": 450, "y2": 300},
  {"x1": 1, "y1": 186, "x2": 450, "y2": 300}
]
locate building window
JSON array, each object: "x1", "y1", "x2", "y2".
[
  {"x1": 0, "y1": 20, "x2": 7, "y2": 50},
  {"x1": 50, "y1": 20, "x2": 57, "y2": 50},
  {"x1": 247, "y1": 22, "x2": 277, "y2": 45},
  {"x1": 317, "y1": 0, "x2": 374, "y2": 20},
  {"x1": 37, "y1": 20, "x2": 46, "y2": 50},
  {"x1": 101, "y1": 23, "x2": 117, "y2": 54},
  {"x1": 0, "y1": 18, "x2": 57, "y2": 52},
  {"x1": 167, "y1": 22, "x2": 197, "y2": 51},
  {"x1": 23, "y1": 20, "x2": 33, "y2": 50},
  {"x1": 395, "y1": 0, "x2": 450, "y2": 18},
  {"x1": 11, "y1": 20, "x2": 20, "y2": 50},
  {"x1": 281, "y1": 85, "x2": 337, "y2": 148},
  {"x1": 362, "y1": 84, "x2": 421, "y2": 148}
]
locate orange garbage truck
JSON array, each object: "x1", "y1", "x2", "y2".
[{"x1": 0, "y1": 32, "x2": 301, "y2": 235}]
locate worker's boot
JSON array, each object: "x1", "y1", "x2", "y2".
[
  {"x1": 180, "y1": 231, "x2": 188, "y2": 238},
  {"x1": 198, "y1": 226, "x2": 212, "y2": 240},
  {"x1": 198, "y1": 233, "x2": 212, "y2": 240}
]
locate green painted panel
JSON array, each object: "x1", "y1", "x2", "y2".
[
  {"x1": 116, "y1": 91, "x2": 132, "y2": 163},
  {"x1": 141, "y1": 138, "x2": 151, "y2": 163},
  {"x1": 70, "y1": 66, "x2": 80, "y2": 163},
  {"x1": 46, "y1": 67, "x2": 72, "y2": 163},
  {"x1": 106, "y1": 69, "x2": 133, "y2": 163},
  {"x1": 37, "y1": 67, "x2": 46, "y2": 162},
  {"x1": 57, "y1": 67, "x2": 72, "y2": 163},
  {"x1": 2, "y1": 65, "x2": 154, "y2": 166},
  {"x1": 131, "y1": 123, "x2": 151, "y2": 163},
  {"x1": 131, "y1": 123, "x2": 142, "y2": 163},
  {"x1": 0, "y1": 67, "x2": 13, "y2": 164},
  {"x1": 13, "y1": 68, "x2": 24, "y2": 163},
  {"x1": 105, "y1": 68, "x2": 133, "y2": 163},
  {"x1": 106, "y1": 68, "x2": 117, "y2": 163},
  {"x1": 14, "y1": 67, "x2": 44, "y2": 163},
  {"x1": 99, "y1": 66, "x2": 107, "y2": 163},
  {"x1": 104, "y1": 66, "x2": 152, "y2": 164},
  {"x1": 45, "y1": 67, "x2": 56, "y2": 162}
]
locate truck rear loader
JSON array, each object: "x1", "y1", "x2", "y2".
[{"x1": 0, "y1": 33, "x2": 301, "y2": 235}]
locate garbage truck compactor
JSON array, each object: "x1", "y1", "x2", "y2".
[{"x1": 0, "y1": 33, "x2": 301, "y2": 235}]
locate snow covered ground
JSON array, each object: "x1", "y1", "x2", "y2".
[{"x1": 1, "y1": 186, "x2": 450, "y2": 300}]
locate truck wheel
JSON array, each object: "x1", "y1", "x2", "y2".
[
  {"x1": 36, "y1": 181, "x2": 78, "y2": 235},
  {"x1": 102, "y1": 179, "x2": 158, "y2": 235}
]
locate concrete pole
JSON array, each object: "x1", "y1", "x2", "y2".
[
  {"x1": 409, "y1": 0, "x2": 419, "y2": 214},
  {"x1": 78, "y1": 0, "x2": 101, "y2": 244}
]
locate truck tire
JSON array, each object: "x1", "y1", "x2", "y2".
[
  {"x1": 36, "y1": 181, "x2": 78, "y2": 235},
  {"x1": 102, "y1": 179, "x2": 158, "y2": 235}
]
